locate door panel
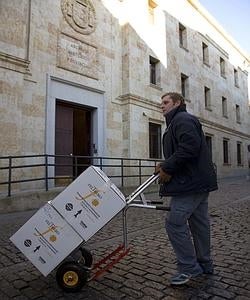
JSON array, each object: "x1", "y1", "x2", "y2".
[
  {"x1": 55, "y1": 104, "x2": 74, "y2": 176},
  {"x1": 73, "y1": 109, "x2": 91, "y2": 176},
  {"x1": 55, "y1": 101, "x2": 92, "y2": 178}
]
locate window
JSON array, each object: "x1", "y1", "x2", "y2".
[
  {"x1": 236, "y1": 104, "x2": 241, "y2": 123},
  {"x1": 223, "y1": 139, "x2": 229, "y2": 164},
  {"x1": 149, "y1": 122, "x2": 162, "y2": 159},
  {"x1": 202, "y1": 42, "x2": 209, "y2": 65},
  {"x1": 179, "y1": 23, "x2": 187, "y2": 49},
  {"x1": 149, "y1": 56, "x2": 160, "y2": 85},
  {"x1": 222, "y1": 97, "x2": 227, "y2": 117},
  {"x1": 204, "y1": 86, "x2": 211, "y2": 109},
  {"x1": 234, "y1": 68, "x2": 239, "y2": 87},
  {"x1": 181, "y1": 73, "x2": 189, "y2": 99},
  {"x1": 237, "y1": 142, "x2": 242, "y2": 165},
  {"x1": 220, "y1": 57, "x2": 226, "y2": 77},
  {"x1": 205, "y1": 135, "x2": 213, "y2": 160}
]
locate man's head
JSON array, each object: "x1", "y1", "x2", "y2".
[{"x1": 160, "y1": 92, "x2": 185, "y2": 116}]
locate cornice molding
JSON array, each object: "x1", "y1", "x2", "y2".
[
  {"x1": 49, "y1": 75, "x2": 104, "y2": 94},
  {"x1": 0, "y1": 52, "x2": 30, "y2": 74},
  {"x1": 199, "y1": 117, "x2": 250, "y2": 139},
  {"x1": 117, "y1": 93, "x2": 161, "y2": 112},
  {"x1": 116, "y1": 93, "x2": 250, "y2": 139}
]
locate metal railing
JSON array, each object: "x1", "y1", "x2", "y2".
[{"x1": 0, "y1": 154, "x2": 162, "y2": 197}]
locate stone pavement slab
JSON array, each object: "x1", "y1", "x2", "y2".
[{"x1": 0, "y1": 177, "x2": 249, "y2": 299}]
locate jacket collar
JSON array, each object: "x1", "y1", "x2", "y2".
[{"x1": 165, "y1": 104, "x2": 186, "y2": 126}]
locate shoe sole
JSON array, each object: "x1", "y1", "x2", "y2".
[
  {"x1": 170, "y1": 272, "x2": 204, "y2": 285},
  {"x1": 170, "y1": 278, "x2": 190, "y2": 285}
]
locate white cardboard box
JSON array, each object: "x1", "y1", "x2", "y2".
[
  {"x1": 51, "y1": 166, "x2": 126, "y2": 241},
  {"x1": 10, "y1": 203, "x2": 83, "y2": 276}
]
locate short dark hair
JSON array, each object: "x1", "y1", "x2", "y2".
[{"x1": 161, "y1": 92, "x2": 185, "y2": 105}]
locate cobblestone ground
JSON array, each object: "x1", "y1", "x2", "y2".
[{"x1": 0, "y1": 177, "x2": 249, "y2": 300}]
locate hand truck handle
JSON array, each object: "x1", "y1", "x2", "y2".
[
  {"x1": 126, "y1": 204, "x2": 170, "y2": 211},
  {"x1": 126, "y1": 173, "x2": 159, "y2": 205},
  {"x1": 155, "y1": 206, "x2": 171, "y2": 211}
]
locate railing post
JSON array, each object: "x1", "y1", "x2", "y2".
[
  {"x1": 45, "y1": 154, "x2": 48, "y2": 191},
  {"x1": 154, "y1": 160, "x2": 157, "y2": 183},
  {"x1": 121, "y1": 158, "x2": 124, "y2": 187},
  {"x1": 74, "y1": 156, "x2": 78, "y2": 179},
  {"x1": 139, "y1": 159, "x2": 142, "y2": 186},
  {"x1": 100, "y1": 157, "x2": 103, "y2": 170},
  {"x1": 8, "y1": 156, "x2": 12, "y2": 197}
]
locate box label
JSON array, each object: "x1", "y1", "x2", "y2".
[
  {"x1": 10, "y1": 203, "x2": 83, "y2": 276},
  {"x1": 51, "y1": 166, "x2": 126, "y2": 240}
]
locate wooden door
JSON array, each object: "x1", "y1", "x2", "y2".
[
  {"x1": 55, "y1": 101, "x2": 92, "y2": 178},
  {"x1": 73, "y1": 109, "x2": 91, "y2": 176},
  {"x1": 55, "y1": 104, "x2": 74, "y2": 176}
]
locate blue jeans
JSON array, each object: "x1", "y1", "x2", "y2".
[{"x1": 165, "y1": 192, "x2": 213, "y2": 275}]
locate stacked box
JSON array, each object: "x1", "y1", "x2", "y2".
[
  {"x1": 10, "y1": 203, "x2": 83, "y2": 276},
  {"x1": 10, "y1": 166, "x2": 126, "y2": 276},
  {"x1": 50, "y1": 166, "x2": 126, "y2": 241}
]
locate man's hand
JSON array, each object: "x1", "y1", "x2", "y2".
[
  {"x1": 155, "y1": 163, "x2": 172, "y2": 183},
  {"x1": 155, "y1": 163, "x2": 161, "y2": 174}
]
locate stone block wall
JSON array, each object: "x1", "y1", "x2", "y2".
[{"x1": 0, "y1": 0, "x2": 249, "y2": 196}]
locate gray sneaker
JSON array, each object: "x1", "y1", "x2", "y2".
[{"x1": 170, "y1": 273, "x2": 191, "y2": 285}]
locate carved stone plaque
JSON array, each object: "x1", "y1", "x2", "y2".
[
  {"x1": 61, "y1": 0, "x2": 96, "y2": 35},
  {"x1": 57, "y1": 33, "x2": 98, "y2": 79}
]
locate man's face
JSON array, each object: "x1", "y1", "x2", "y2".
[{"x1": 160, "y1": 95, "x2": 180, "y2": 116}]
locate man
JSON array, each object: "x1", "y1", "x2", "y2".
[{"x1": 156, "y1": 92, "x2": 218, "y2": 285}]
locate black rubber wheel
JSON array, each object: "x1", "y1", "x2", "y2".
[
  {"x1": 79, "y1": 247, "x2": 93, "y2": 268},
  {"x1": 69, "y1": 247, "x2": 93, "y2": 268},
  {"x1": 56, "y1": 262, "x2": 88, "y2": 293}
]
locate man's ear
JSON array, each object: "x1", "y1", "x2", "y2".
[{"x1": 174, "y1": 100, "x2": 181, "y2": 107}]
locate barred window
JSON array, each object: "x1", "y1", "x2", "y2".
[
  {"x1": 223, "y1": 139, "x2": 229, "y2": 164},
  {"x1": 149, "y1": 123, "x2": 162, "y2": 159},
  {"x1": 179, "y1": 23, "x2": 187, "y2": 48}
]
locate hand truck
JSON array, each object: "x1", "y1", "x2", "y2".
[{"x1": 56, "y1": 173, "x2": 170, "y2": 292}]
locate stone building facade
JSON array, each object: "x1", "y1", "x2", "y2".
[{"x1": 0, "y1": 0, "x2": 250, "y2": 193}]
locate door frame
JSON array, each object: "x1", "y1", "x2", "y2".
[{"x1": 46, "y1": 75, "x2": 105, "y2": 185}]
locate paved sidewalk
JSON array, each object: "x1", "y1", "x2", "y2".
[{"x1": 0, "y1": 177, "x2": 249, "y2": 299}]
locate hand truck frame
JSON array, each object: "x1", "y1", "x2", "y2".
[{"x1": 56, "y1": 173, "x2": 170, "y2": 292}]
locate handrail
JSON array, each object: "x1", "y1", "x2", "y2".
[{"x1": 0, "y1": 154, "x2": 163, "y2": 197}]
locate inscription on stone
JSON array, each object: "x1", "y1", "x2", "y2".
[
  {"x1": 61, "y1": 0, "x2": 96, "y2": 35},
  {"x1": 57, "y1": 33, "x2": 98, "y2": 79}
]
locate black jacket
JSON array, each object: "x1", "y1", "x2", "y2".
[{"x1": 159, "y1": 105, "x2": 218, "y2": 197}]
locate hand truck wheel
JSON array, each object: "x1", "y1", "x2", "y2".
[
  {"x1": 68, "y1": 247, "x2": 93, "y2": 268},
  {"x1": 56, "y1": 261, "x2": 88, "y2": 292},
  {"x1": 78, "y1": 247, "x2": 93, "y2": 268}
]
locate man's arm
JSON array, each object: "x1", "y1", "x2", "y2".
[{"x1": 161, "y1": 117, "x2": 201, "y2": 175}]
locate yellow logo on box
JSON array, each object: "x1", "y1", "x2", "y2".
[
  {"x1": 75, "y1": 191, "x2": 101, "y2": 207},
  {"x1": 34, "y1": 225, "x2": 61, "y2": 242}
]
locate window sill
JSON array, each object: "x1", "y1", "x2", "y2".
[
  {"x1": 205, "y1": 107, "x2": 212, "y2": 112},
  {"x1": 179, "y1": 45, "x2": 189, "y2": 52},
  {"x1": 184, "y1": 98, "x2": 191, "y2": 103},
  {"x1": 203, "y1": 62, "x2": 210, "y2": 67},
  {"x1": 223, "y1": 163, "x2": 231, "y2": 166},
  {"x1": 237, "y1": 121, "x2": 241, "y2": 124},
  {"x1": 149, "y1": 83, "x2": 162, "y2": 91},
  {"x1": 234, "y1": 84, "x2": 240, "y2": 88},
  {"x1": 220, "y1": 74, "x2": 226, "y2": 79},
  {"x1": 223, "y1": 115, "x2": 228, "y2": 118}
]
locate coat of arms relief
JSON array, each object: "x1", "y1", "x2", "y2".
[{"x1": 61, "y1": 0, "x2": 96, "y2": 34}]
